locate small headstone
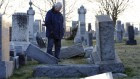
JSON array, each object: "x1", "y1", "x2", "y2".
[
  {"x1": 126, "y1": 26, "x2": 137, "y2": 45},
  {"x1": 134, "y1": 27, "x2": 139, "y2": 35},
  {"x1": 88, "y1": 23, "x2": 92, "y2": 32},
  {"x1": 115, "y1": 21, "x2": 124, "y2": 42}
]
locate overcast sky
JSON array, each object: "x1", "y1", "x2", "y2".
[{"x1": 1, "y1": 0, "x2": 140, "y2": 29}]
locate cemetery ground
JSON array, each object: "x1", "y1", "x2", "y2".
[{"x1": 10, "y1": 37, "x2": 140, "y2": 79}]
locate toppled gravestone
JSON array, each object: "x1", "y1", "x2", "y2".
[
  {"x1": 59, "y1": 43, "x2": 85, "y2": 59},
  {"x1": 26, "y1": 44, "x2": 58, "y2": 64},
  {"x1": 33, "y1": 65, "x2": 99, "y2": 78}
]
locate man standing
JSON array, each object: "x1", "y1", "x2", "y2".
[{"x1": 45, "y1": 2, "x2": 64, "y2": 59}]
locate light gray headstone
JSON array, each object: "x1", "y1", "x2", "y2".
[
  {"x1": 88, "y1": 15, "x2": 125, "y2": 73},
  {"x1": 96, "y1": 15, "x2": 115, "y2": 61},
  {"x1": 12, "y1": 13, "x2": 29, "y2": 42},
  {"x1": 11, "y1": 13, "x2": 30, "y2": 51},
  {"x1": 74, "y1": 6, "x2": 87, "y2": 44}
]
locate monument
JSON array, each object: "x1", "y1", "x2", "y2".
[
  {"x1": 89, "y1": 15, "x2": 124, "y2": 73},
  {"x1": 74, "y1": 5, "x2": 87, "y2": 44},
  {"x1": 27, "y1": 0, "x2": 35, "y2": 41}
]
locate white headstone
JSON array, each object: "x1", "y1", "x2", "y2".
[{"x1": 11, "y1": 13, "x2": 30, "y2": 51}]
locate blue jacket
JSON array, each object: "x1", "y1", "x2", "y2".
[{"x1": 45, "y1": 9, "x2": 64, "y2": 39}]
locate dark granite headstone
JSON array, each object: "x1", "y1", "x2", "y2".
[
  {"x1": 36, "y1": 32, "x2": 46, "y2": 48},
  {"x1": 88, "y1": 23, "x2": 92, "y2": 32},
  {"x1": 126, "y1": 26, "x2": 137, "y2": 45}
]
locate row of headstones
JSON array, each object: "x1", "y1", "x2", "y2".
[
  {"x1": 73, "y1": 20, "x2": 138, "y2": 45},
  {"x1": 115, "y1": 21, "x2": 138, "y2": 45}
]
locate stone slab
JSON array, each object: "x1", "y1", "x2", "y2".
[
  {"x1": 89, "y1": 47, "x2": 125, "y2": 73},
  {"x1": 26, "y1": 44, "x2": 58, "y2": 64},
  {"x1": 59, "y1": 43, "x2": 85, "y2": 59},
  {"x1": 10, "y1": 56, "x2": 19, "y2": 69},
  {"x1": 33, "y1": 65, "x2": 100, "y2": 78}
]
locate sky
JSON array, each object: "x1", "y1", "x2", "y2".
[{"x1": 1, "y1": 0, "x2": 140, "y2": 30}]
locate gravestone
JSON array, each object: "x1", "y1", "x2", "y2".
[
  {"x1": 134, "y1": 27, "x2": 139, "y2": 35},
  {"x1": 33, "y1": 65, "x2": 99, "y2": 78},
  {"x1": 89, "y1": 15, "x2": 124, "y2": 73},
  {"x1": 116, "y1": 21, "x2": 124, "y2": 42},
  {"x1": 33, "y1": 20, "x2": 42, "y2": 35},
  {"x1": 59, "y1": 44, "x2": 85, "y2": 59},
  {"x1": 126, "y1": 26, "x2": 137, "y2": 45},
  {"x1": 26, "y1": 44, "x2": 58, "y2": 64},
  {"x1": 86, "y1": 23, "x2": 93, "y2": 46},
  {"x1": 0, "y1": 15, "x2": 14, "y2": 79},
  {"x1": 88, "y1": 23, "x2": 92, "y2": 32},
  {"x1": 32, "y1": 20, "x2": 42, "y2": 44},
  {"x1": 11, "y1": 13, "x2": 30, "y2": 51},
  {"x1": 27, "y1": 0, "x2": 35, "y2": 41},
  {"x1": 86, "y1": 32, "x2": 93, "y2": 46},
  {"x1": 74, "y1": 5, "x2": 87, "y2": 44},
  {"x1": 72, "y1": 21, "x2": 78, "y2": 29},
  {"x1": 124, "y1": 22, "x2": 131, "y2": 37}
]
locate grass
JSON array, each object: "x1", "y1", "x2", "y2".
[{"x1": 10, "y1": 37, "x2": 140, "y2": 79}]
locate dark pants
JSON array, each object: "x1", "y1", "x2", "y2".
[{"x1": 47, "y1": 37, "x2": 61, "y2": 59}]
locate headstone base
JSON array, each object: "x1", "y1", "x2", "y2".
[
  {"x1": 11, "y1": 41, "x2": 30, "y2": 51},
  {"x1": 0, "y1": 61, "x2": 14, "y2": 79},
  {"x1": 126, "y1": 40, "x2": 137, "y2": 45},
  {"x1": 89, "y1": 47, "x2": 125, "y2": 73}
]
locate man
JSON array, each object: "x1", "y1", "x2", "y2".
[{"x1": 45, "y1": 2, "x2": 64, "y2": 59}]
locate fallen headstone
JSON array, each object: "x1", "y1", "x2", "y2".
[
  {"x1": 59, "y1": 43, "x2": 85, "y2": 59},
  {"x1": 26, "y1": 44, "x2": 58, "y2": 64},
  {"x1": 33, "y1": 65, "x2": 99, "y2": 78}
]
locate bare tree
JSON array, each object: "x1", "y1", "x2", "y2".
[
  {"x1": 89, "y1": 0, "x2": 130, "y2": 26},
  {"x1": 32, "y1": 0, "x2": 76, "y2": 24},
  {"x1": 0, "y1": 0, "x2": 10, "y2": 15}
]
